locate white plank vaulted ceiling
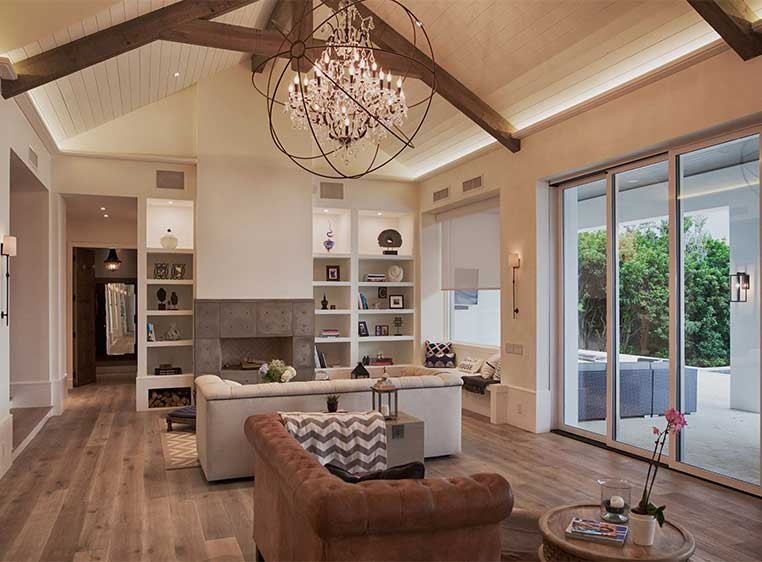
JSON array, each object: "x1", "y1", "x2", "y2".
[{"x1": 4, "y1": 0, "x2": 762, "y2": 179}]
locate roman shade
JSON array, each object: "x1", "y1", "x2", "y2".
[{"x1": 437, "y1": 198, "x2": 500, "y2": 290}]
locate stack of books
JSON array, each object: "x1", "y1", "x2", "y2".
[
  {"x1": 564, "y1": 518, "x2": 628, "y2": 546},
  {"x1": 320, "y1": 329, "x2": 341, "y2": 338},
  {"x1": 358, "y1": 293, "x2": 369, "y2": 309},
  {"x1": 365, "y1": 273, "x2": 387, "y2": 283}
]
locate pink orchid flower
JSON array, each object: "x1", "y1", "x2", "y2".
[
  {"x1": 664, "y1": 408, "x2": 687, "y2": 433},
  {"x1": 652, "y1": 426, "x2": 660, "y2": 435}
]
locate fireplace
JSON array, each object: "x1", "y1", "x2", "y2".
[
  {"x1": 148, "y1": 387, "x2": 191, "y2": 408},
  {"x1": 194, "y1": 299, "x2": 315, "y2": 382}
]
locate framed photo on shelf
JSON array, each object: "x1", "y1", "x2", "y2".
[
  {"x1": 326, "y1": 265, "x2": 340, "y2": 282},
  {"x1": 171, "y1": 263, "x2": 186, "y2": 280},
  {"x1": 380, "y1": 325, "x2": 390, "y2": 336},
  {"x1": 389, "y1": 294, "x2": 405, "y2": 309},
  {"x1": 358, "y1": 320, "x2": 369, "y2": 337},
  {"x1": 374, "y1": 325, "x2": 382, "y2": 336}
]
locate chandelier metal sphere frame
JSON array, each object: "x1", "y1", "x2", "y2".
[{"x1": 251, "y1": 0, "x2": 437, "y2": 179}]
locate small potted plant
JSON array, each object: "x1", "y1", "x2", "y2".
[
  {"x1": 326, "y1": 394, "x2": 340, "y2": 413},
  {"x1": 630, "y1": 408, "x2": 687, "y2": 545}
]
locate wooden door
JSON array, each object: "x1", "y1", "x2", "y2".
[{"x1": 74, "y1": 248, "x2": 96, "y2": 387}]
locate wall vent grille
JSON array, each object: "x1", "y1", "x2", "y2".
[
  {"x1": 319, "y1": 182, "x2": 344, "y2": 200},
  {"x1": 156, "y1": 170, "x2": 185, "y2": 190},
  {"x1": 28, "y1": 147, "x2": 38, "y2": 170},
  {"x1": 462, "y1": 175, "x2": 483, "y2": 192},
  {"x1": 433, "y1": 187, "x2": 449, "y2": 202}
]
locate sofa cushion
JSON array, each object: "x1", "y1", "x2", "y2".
[
  {"x1": 457, "y1": 357, "x2": 484, "y2": 374},
  {"x1": 462, "y1": 375, "x2": 499, "y2": 395},
  {"x1": 325, "y1": 461, "x2": 426, "y2": 483}
]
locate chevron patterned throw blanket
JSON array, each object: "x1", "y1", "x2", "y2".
[{"x1": 280, "y1": 411, "x2": 387, "y2": 475}]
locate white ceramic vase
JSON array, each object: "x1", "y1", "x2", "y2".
[
  {"x1": 629, "y1": 511, "x2": 657, "y2": 546},
  {"x1": 160, "y1": 229, "x2": 178, "y2": 249}
]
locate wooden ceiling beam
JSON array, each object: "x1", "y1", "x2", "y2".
[
  {"x1": 1, "y1": 0, "x2": 260, "y2": 99},
  {"x1": 687, "y1": 0, "x2": 762, "y2": 60},
  {"x1": 324, "y1": 0, "x2": 520, "y2": 153}
]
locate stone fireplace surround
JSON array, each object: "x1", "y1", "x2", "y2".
[{"x1": 194, "y1": 299, "x2": 315, "y2": 383}]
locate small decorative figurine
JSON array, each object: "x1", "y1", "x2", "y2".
[
  {"x1": 170, "y1": 291, "x2": 179, "y2": 310},
  {"x1": 393, "y1": 316, "x2": 404, "y2": 336},
  {"x1": 157, "y1": 287, "x2": 167, "y2": 310},
  {"x1": 165, "y1": 323, "x2": 181, "y2": 341},
  {"x1": 321, "y1": 293, "x2": 329, "y2": 310},
  {"x1": 323, "y1": 223, "x2": 335, "y2": 253},
  {"x1": 377, "y1": 229, "x2": 402, "y2": 255}
]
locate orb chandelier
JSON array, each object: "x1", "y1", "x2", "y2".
[{"x1": 252, "y1": 0, "x2": 436, "y2": 179}]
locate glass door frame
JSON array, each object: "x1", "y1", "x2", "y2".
[{"x1": 555, "y1": 125, "x2": 762, "y2": 497}]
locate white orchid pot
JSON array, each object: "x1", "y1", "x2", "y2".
[{"x1": 629, "y1": 512, "x2": 657, "y2": 546}]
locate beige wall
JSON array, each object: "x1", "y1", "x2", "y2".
[
  {"x1": 9, "y1": 190, "x2": 49, "y2": 391},
  {"x1": 419, "y1": 49, "x2": 762, "y2": 432},
  {"x1": 0, "y1": 95, "x2": 55, "y2": 475}
]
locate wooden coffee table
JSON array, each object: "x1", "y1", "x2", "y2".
[{"x1": 539, "y1": 504, "x2": 695, "y2": 562}]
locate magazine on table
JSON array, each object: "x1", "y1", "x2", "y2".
[{"x1": 564, "y1": 517, "x2": 628, "y2": 546}]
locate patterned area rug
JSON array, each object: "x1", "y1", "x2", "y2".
[
  {"x1": 501, "y1": 509, "x2": 542, "y2": 561},
  {"x1": 161, "y1": 429, "x2": 200, "y2": 470}
]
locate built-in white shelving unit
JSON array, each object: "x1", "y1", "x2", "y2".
[
  {"x1": 312, "y1": 206, "x2": 416, "y2": 370},
  {"x1": 137, "y1": 198, "x2": 196, "y2": 411}
]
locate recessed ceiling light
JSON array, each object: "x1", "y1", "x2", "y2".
[
  {"x1": 377, "y1": 212, "x2": 383, "y2": 216},
  {"x1": 173, "y1": 72, "x2": 180, "y2": 78},
  {"x1": 323, "y1": 209, "x2": 329, "y2": 213},
  {"x1": 100, "y1": 206, "x2": 106, "y2": 211},
  {"x1": 103, "y1": 213, "x2": 109, "y2": 218},
  {"x1": 168, "y1": 201, "x2": 173, "y2": 205}
]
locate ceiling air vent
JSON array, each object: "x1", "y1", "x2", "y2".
[
  {"x1": 433, "y1": 187, "x2": 449, "y2": 202},
  {"x1": 462, "y1": 175, "x2": 483, "y2": 193},
  {"x1": 27, "y1": 147, "x2": 38, "y2": 170},
  {"x1": 156, "y1": 170, "x2": 185, "y2": 190},
  {"x1": 319, "y1": 182, "x2": 344, "y2": 200}
]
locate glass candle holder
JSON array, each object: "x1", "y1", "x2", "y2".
[{"x1": 597, "y1": 479, "x2": 631, "y2": 523}]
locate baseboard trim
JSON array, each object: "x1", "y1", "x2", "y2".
[
  {"x1": 11, "y1": 410, "x2": 52, "y2": 462},
  {"x1": 10, "y1": 380, "x2": 52, "y2": 408},
  {"x1": 0, "y1": 414, "x2": 12, "y2": 478}
]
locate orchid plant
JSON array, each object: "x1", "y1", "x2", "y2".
[{"x1": 633, "y1": 408, "x2": 688, "y2": 526}]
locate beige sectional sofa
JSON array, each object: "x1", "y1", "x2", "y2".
[{"x1": 195, "y1": 370, "x2": 463, "y2": 481}]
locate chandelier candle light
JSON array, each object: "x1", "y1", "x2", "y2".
[{"x1": 253, "y1": 0, "x2": 435, "y2": 179}]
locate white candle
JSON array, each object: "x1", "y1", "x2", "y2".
[
  {"x1": 380, "y1": 405, "x2": 390, "y2": 417},
  {"x1": 610, "y1": 495, "x2": 625, "y2": 509}
]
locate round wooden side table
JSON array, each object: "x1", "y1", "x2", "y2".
[{"x1": 539, "y1": 504, "x2": 695, "y2": 562}]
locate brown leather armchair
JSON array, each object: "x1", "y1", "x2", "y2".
[{"x1": 244, "y1": 413, "x2": 513, "y2": 562}]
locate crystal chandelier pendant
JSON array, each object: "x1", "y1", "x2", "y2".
[{"x1": 285, "y1": 1, "x2": 408, "y2": 164}]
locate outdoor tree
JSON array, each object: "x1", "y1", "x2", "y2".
[{"x1": 577, "y1": 217, "x2": 730, "y2": 367}]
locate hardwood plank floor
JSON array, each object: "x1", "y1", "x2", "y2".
[
  {"x1": 10, "y1": 406, "x2": 52, "y2": 450},
  {"x1": 0, "y1": 377, "x2": 759, "y2": 561}
]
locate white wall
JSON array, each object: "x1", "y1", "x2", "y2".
[
  {"x1": 0, "y1": 95, "x2": 55, "y2": 476},
  {"x1": 195, "y1": 64, "x2": 314, "y2": 300},
  {"x1": 419, "y1": 49, "x2": 762, "y2": 432}
]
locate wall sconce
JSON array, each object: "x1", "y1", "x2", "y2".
[
  {"x1": 104, "y1": 248, "x2": 122, "y2": 271},
  {"x1": 1, "y1": 235, "x2": 17, "y2": 326},
  {"x1": 509, "y1": 253, "x2": 521, "y2": 319},
  {"x1": 730, "y1": 271, "x2": 750, "y2": 303}
]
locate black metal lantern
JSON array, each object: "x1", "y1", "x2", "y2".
[
  {"x1": 730, "y1": 271, "x2": 750, "y2": 302},
  {"x1": 371, "y1": 377, "x2": 398, "y2": 420},
  {"x1": 104, "y1": 248, "x2": 122, "y2": 271},
  {"x1": 352, "y1": 362, "x2": 370, "y2": 379}
]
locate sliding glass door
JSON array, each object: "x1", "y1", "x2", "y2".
[
  {"x1": 677, "y1": 134, "x2": 760, "y2": 485},
  {"x1": 562, "y1": 179, "x2": 608, "y2": 435},
  {"x1": 613, "y1": 161, "x2": 670, "y2": 452},
  {"x1": 559, "y1": 127, "x2": 762, "y2": 493}
]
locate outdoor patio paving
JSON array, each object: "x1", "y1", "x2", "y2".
[{"x1": 578, "y1": 370, "x2": 760, "y2": 485}]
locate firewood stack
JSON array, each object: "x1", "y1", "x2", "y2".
[{"x1": 149, "y1": 389, "x2": 191, "y2": 408}]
